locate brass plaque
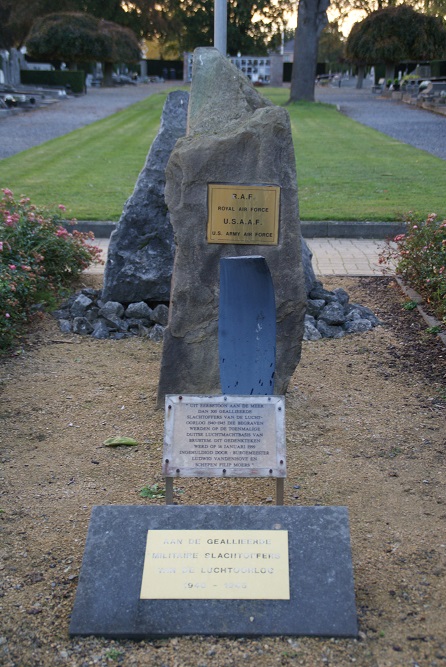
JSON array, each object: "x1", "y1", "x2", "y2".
[
  {"x1": 163, "y1": 395, "x2": 286, "y2": 478},
  {"x1": 207, "y1": 183, "x2": 280, "y2": 245},
  {"x1": 140, "y1": 530, "x2": 290, "y2": 600}
]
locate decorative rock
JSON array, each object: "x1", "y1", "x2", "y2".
[
  {"x1": 305, "y1": 314, "x2": 317, "y2": 327},
  {"x1": 344, "y1": 319, "x2": 373, "y2": 334},
  {"x1": 99, "y1": 301, "x2": 125, "y2": 319},
  {"x1": 136, "y1": 323, "x2": 151, "y2": 337},
  {"x1": 102, "y1": 90, "x2": 189, "y2": 303},
  {"x1": 85, "y1": 307, "x2": 100, "y2": 323},
  {"x1": 346, "y1": 303, "x2": 380, "y2": 325},
  {"x1": 71, "y1": 294, "x2": 93, "y2": 318},
  {"x1": 101, "y1": 314, "x2": 128, "y2": 333},
  {"x1": 55, "y1": 279, "x2": 380, "y2": 344},
  {"x1": 92, "y1": 321, "x2": 110, "y2": 339},
  {"x1": 81, "y1": 287, "x2": 101, "y2": 299},
  {"x1": 316, "y1": 320, "x2": 345, "y2": 338},
  {"x1": 345, "y1": 308, "x2": 362, "y2": 322},
  {"x1": 59, "y1": 319, "x2": 72, "y2": 333},
  {"x1": 53, "y1": 308, "x2": 71, "y2": 320},
  {"x1": 319, "y1": 302, "x2": 346, "y2": 326},
  {"x1": 148, "y1": 324, "x2": 165, "y2": 342},
  {"x1": 306, "y1": 298, "x2": 327, "y2": 319},
  {"x1": 333, "y1": 287, "x2": 349, "y2": 306},
  {"x1": 151, "y1": 304, "x2": 169, "y2": 326},
  {"x1": 54, "y1": 289, "x2": 167, "y2": 341},
  {"x1": 303, "y1": 316, "x2": 322, "y2": 341},
  {"x1": 125, "y1": 302, "x2": 153, "y2": 320},
  {"x1": 72, "y1": 317, "x2": 94, "y2": 335},
  {"x1": 309, "y1": 283, "x2": 338, "y2": 303}
]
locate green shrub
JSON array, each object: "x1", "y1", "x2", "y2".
[
  {"x1": 0, "y1": 189, "x2": 102, "y2": 351},
  {"x1": 380, "y1": 213, "x2": 446, "y2": 321}
]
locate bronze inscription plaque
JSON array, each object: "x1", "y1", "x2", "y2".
[
  {"x1": 207, "y1": 183, "x2": 280, "y2": 245},
  {"x1": 140, "y1": 529, "x2": 290, "y2": 600}
]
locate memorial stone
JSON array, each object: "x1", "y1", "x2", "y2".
[
  {"x1": 70, "y1": 505, "x2": 358, "y2": 638},
  {"x1": 157, "y1": 48, "x2": 306, "y2": 404}
]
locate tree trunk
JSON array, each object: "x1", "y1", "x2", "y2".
[
  {"x1": 289, "y1": 0, "x2": 330, "y2": 102},
  {"x1": 385, "y1": 63, "x2": 395, "y2": 85},
  {"x1": 356, "y1": 65, "x2": 365, "y2": 89},
  {"x1": 103, "y1": 62, "x2": 115, "y2": 86}
]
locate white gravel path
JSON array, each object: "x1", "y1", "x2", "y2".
[{"x1": 315, "y1": 79, "x2": 446, "y2": 160}]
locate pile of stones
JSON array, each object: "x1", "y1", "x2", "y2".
[
  {"x1": 304, "y1": 281, "x2": 380, "y2": 341},
  {"x1": 54, "y1": 288, "x2": 168, "y2": 341},
  {"x1": 54, "y1": 278, "x2": 380, "y2": 343}
]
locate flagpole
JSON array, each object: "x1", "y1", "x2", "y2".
[{"x1": 214, "y1": 0, "x2": 227, "y2": 55}]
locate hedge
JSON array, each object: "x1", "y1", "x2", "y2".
[{"x1": 20, "y1": 69, "x2": 85, "y2": 94}]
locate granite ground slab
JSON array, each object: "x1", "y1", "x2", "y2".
[{"x1": 69, "y1": 505, "x2": 358, "y2": 639}]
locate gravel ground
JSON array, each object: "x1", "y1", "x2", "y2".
[
  {"x1": 1, "y1": 275, "x2": 445, "y2": 666},
  {"x1": 0, "y1": 82, "x2": 178, "y2": 159},
  {"x1": 1, "y1": 77, "x2": 445, "y2": 160},
  {"x1": 315, "y1": 78, "x2": 446, "y2": 161}
]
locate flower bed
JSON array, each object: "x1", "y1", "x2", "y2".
[
  {"x1": 0, "y1": 189, "x2": 102, "y2": 352},
  {"x1": 379, "y1": 213, "x2": 446, "y2": 322}
]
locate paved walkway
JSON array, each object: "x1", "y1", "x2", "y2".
[
  {"x1": 87, "y1": 236, "x2": 391, "y2": 277},
  {"x1": 306, "y1": 237, "x2": 388, "y2": 276}
]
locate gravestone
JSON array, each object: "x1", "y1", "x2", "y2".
[
  {"x1": 157, "y1": 48, "x2": 306, "y2": 405},
  {"x1": 102, "y1": 90, "x2": 189, "y2": 303}
]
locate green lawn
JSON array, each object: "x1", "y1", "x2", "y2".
[{"x1": 0, "y1": 87, "x2": 444, "y2": 222}]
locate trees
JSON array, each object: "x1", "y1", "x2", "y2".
[
  {"x1": 98, "y1": 18, "x2": 142, "y2": 84},
  {"x1": 3, "y1": 0, "x2": 294, "y2": 59},
  {"x1": 0, "y1": 0, "x2": 167, "y2": 50},
  {"x1": 25, "y1": 12, "x2": 140, "y2": 79},
  {"x1": 346, "y1": 5, "x2": 446, "y2": 83},
  {"x1": 164, "y1": 0, "x2": 294, "y2": 56},
  {"x1": 289, "y1": 0, "x2": 330, "y2": 102},
  {"x1": 0, "y1": 0, "x2": 73, "y2": 49},
  {"x1": 330, "y1": 0, "x2": 446, "y2": 35},
  {"x1": 318, "y1": 21, "x2": 345, "y2": 68}
]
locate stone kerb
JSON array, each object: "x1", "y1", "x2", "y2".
[{"x1": 157, "y1": 48, "x2": 307, "y2": 405}]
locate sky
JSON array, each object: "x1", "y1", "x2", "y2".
[{"x1": 286, "y1": 6, "x2": 366, "y2": 37}]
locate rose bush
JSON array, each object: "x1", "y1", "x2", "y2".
[
  {"x1": 0, "y1": 189, "x2": 102, "y2": 351},
  {"x1": 380, "y1": 213, "x2": 446, "y2": 321}
]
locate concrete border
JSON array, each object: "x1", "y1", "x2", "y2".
[{"x1": 300, "y1": 220, "x2": 406, "y2": 239}]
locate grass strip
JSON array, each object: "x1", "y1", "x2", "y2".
[
  {"x1": 0, "y1": 87, "x2": 444, "y2": 222},
  {"x1": 0, "y1": 92, "x2": 167, "y2": 221}
]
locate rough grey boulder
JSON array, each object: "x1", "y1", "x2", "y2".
[
  {"x1": 319, "y1": 302, "x2": 346, "y2": 326},
  {"x1": 71, "y1": 294, "x2": 93, "y2": 318},
  {"x1": 125, "y1": 302, "x2": 153, "y2": 320},
  {"x1": 102, "y1": 90, "x2": 189, "y2": 303},
  {"x1": 316, "y1": 320, "x2": 345, "y2": 339},
  {"x1": 157, "y1": 48, "x2": 307, "y2": 403},
  {"x1": 304, "y1": 316, "x2": 322, "y2": 341}
]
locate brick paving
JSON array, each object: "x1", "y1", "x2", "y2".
[{"x1": 87, "y1": 237, "x2": 394, "y2": 277}]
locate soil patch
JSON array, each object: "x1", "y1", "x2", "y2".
[{"x1": 1, "y1": 276, "x2": 445, "y2": 667}]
